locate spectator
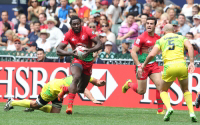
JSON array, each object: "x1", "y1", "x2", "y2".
[
  {"x1": 0, "y1": 22, "x2": 11, "y2": 46},
  {"x1": 185, "y1": 32, "x2": 194, "y2": 40},
  {"x1": 22, "y1": 21, "x2": 40, "y2": 45},
  {"x1": 89, "y1": 15, "x2": 95, "y2": 24},
  {"x1": 94, "y1": 12, "x2": 101, "y2": 28},
  {"x1": 190, "y1": 5, "x2": 200, "y2": 23},
  {"x1": 82, "y1": 0, "x2": 97, "y2": 11},
  {"x1": 143, "y1": 3, "x2": 152, "y2": 17},
  {"x1": 138, "y1": 14, "x2": 148, "y2": 35},
  {"x1": 118, "y1": 12, "x2": 138, "y2": 41},
  {"x1": 178, "y1": 14, "x2": 191, "y2": 36},
  {"x1": 30, "y1": 22, "x2": 34, "y2": 32},
  {"x1": 107, "y1": 0, "x2": 124, "y2": 25},
  {"x1": 101, "y1": 22, "x2": 116, "y2": 43},
  {"x1": 46, "y1": 0, "x2": 57, "y2": 18},
  {"x1": 120, "y1": 39, "x2": 130, "y2": 55},
  {"x1": 75, "y1": 0, "x2": 90, "y2": 19},
  {"x1": 11, "y1": 6, "x2": 24, "y2": 26},
  {"x1": 27, "y1": 0, "x2": 44, "y2": 22},
  {"x1": 100, "y1": 41, "x2": 116, "y2": 58},
  {"x1": 14, "y1": 14, "x2": 30, "y2": 38},
  {"x1": 91, "y1": 0, "x2": 102, "y2": 15},
  {"x1": 167, "y1": 8, "x2": 176, "y2": 23},
  {"x1": 45, "y1": 16, "x2": 64, "y2": 48},
  {"x1": 56, "y1": 56, "x2": 71, "y2": 63},
  {"x1": 36, "y1": 29, "x2": 51, "y2": 52},
  {"x1": 39, "y1": 13, "x2": 48, "y2": 30},
  {"x1": 190, "y1": 14, "x2": 200, "y2": 36},
  {"x1": 14, "y1": 39, "x2": 26, "y2": 52},
  {"x1": 89, "y1": 23, "x2": 98, "y2": 35},
  {"x1": 93, "y1": 51, "x2": 104, "y2": 64},
  {"x1": 66, "y1": 8, "x2": 77, "y2": 29},
  {"x1": 99, "y1": 33, "x2": 118, "y2": 53},
  {"x1": 156, "y1": 0, "x2": 166, "y2": 8},
  {"x1": 154, "y1": 7, "x2": 163, "y2": 20},
  {"x1": 100, "y1": 0, "x2": 109, "y2": 15},
  {"x1": 98, "y1": 14, "x2": 112, "y2": 32},
  {"x1": 0, "y1": 11, "x2": 14, "y2": 35},
  {"x1": 36, "y1": 48, "x2": 53, "y2": 62},
  {"x1": 58, "y1": 0, "x2": 72, "y2": 23},
  {"x1": 151, "y1": 0, "x2": 157, "y2": 15},
  {"x1": 27, "y1": 41, "x2": 37, "y2": 53},
  {"x1": 124, "y1": 0, "x2": 143, "y2": 17},
  {"x1": 145, "y1": 0, "x2": 152, "y2": 4},
  {"x1": 54, "y1": 16, "x2": 69, "y2": 34},
  {"x1": 181, "y1": 0, "x2": 194, "y2": 18},
  {"x1": 171, "y1": 20, "x2": 182, "y2": 35},
  {"x1": 5, "y1": 30, "x2": 17, "y2": 51}
]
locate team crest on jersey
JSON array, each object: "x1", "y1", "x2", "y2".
[
  {"x1": 72, "y1": 38, "x2": 76, "y2": 41},
  {"x1": 136, "y1": 39, "x2": 140, "y2": 44},
  {"x1": 82, "y1": 35, "x2": 85, "y2": 40},
  {"x1": 146, "y1": 40, "x2": 151, "y2": 43}
]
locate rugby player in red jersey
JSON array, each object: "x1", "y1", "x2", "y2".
[
  {"x1": 122, "y1": 17, "x2": 164, "y2": 114},
  {"x1": 56, "y1": 16, "x2": 102, "y2": 114}
]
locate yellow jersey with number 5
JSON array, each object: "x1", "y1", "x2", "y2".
[{"x1": 155, "y1": 33, "x2": 187, "y2": 65}]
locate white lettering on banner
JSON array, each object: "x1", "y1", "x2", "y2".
[
  {"x1": 79, "y1": 69, "x2": 118, "y2": 101},
  {"x1": 29, "y1": 68, "x2": 48, "y2": 99},
  {"x1": 50, "y1": 67, "x2": 69, "y2": 81},
  {"x1": 140, "y1": 74, "x2": 199, "y2": 105},
  {"x1": 15, "y1": 67, "x2": 30, "y2": 99},
  {"x1": 0, "y1": 67, "x2": 15, "y2": 99}
]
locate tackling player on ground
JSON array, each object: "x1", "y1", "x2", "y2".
[
  {"x1": 56, "y1": 16, "x2": 102, "y2": 114},
  {"x1": 4, "y1": 76, "x2": 106, "y2": 113},
  {"x1": 138, "y1": 24, "x2": 197, "y2": 122},
  {"x1": 122, "y1": 17, "x2": 164, "y2": 114}
]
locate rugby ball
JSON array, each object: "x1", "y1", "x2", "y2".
[{"x1": 75, "y1": 46, "x2": 87, "y2": 60}]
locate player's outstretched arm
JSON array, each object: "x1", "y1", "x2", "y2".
[
  {"x1": 90, "y1": 77, "x2": 106, "y2": 86},
  {"x1": 84, "y1": 88, "x2": 103, "y2": 105},
  {"x1": 184, "y1": 40, "x2": 195, "y2": 73},
  {"x1": 56, "y1": 43, "x2": 78, "y2": 58}
]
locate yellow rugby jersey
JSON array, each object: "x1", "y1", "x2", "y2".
[{"x1": 155, "y1": 33, "x2": 187, "y2": 65}]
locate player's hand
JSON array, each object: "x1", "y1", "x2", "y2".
[
  {"x1": 72, "y1": 50, "x2": 79, "y2": 59},
  {"x1": 188, "y1": 62, "x2": 195, "y2": 73},
  {"x1": 96, "y1": 80, "x2": 106, "y2": 86},
  {"x1": 93, "y1": 100, "x2": 103, "y2": 105},
  {"x1": 137, "y1": 64, "x2": 143, "y2": 78},
  {"x1": 81, "y1": 48, "x2": 90, "y2": 59}
]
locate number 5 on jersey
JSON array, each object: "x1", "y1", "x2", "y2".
[{"x1": 168, "y1": 40, "x2": 175, "y2": 50}]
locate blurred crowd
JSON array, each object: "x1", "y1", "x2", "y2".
[{"x1": 0, "y1": 0, "x2": 200, "y2": 63}]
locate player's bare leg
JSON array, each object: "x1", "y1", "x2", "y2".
[
  {"x1": 66, "y1": 65, "x2": 82, "y2": 114},
  {"x1": 179, "y1": 78, "x2": 197, "y2": 122},
  {"x1": 159, "y1": 80, "x2": 174, "y2": 121},
  {"x1": 149, "y1": 73, "x2": 164, "y2": 114}
]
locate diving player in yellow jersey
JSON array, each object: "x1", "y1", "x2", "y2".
[
  {"x1": 138, "y1": 24, "x2": 197, "y2": 122},
  {"x1": 4, "y1": 76, "x2": 106, "y2": 113}
]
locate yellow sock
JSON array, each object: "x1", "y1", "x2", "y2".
[
  {"x1": 39, "y1": 105, "x2": 52, "y2": 113},
  {"x1": 11, "y1": 99, "x2": 31, "y2": 108},
  {"x1": 160, "y1": 92, "x2": 171, "y2": 110},
  {"x1": 184, "y1": 91, "x2": 194, "y2": 114}
]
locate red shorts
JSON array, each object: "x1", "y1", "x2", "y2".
[
  {"x1": 135, "y1": 62, "x2": 161, "y2": 80},
  {"x1": 71, "y1": 58, "x2": 93, "y2": 76}
]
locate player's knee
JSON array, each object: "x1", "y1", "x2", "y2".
[
  {"x1": 73, "y1": 75, "x2": 81, "y2": 83},
  {"x1": 137, "y1": 90, "x2": 146, "y2": 95}
]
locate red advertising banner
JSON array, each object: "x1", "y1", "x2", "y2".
[{"x1": 0, "y1": 62, "x2": 199, "y2": 111}]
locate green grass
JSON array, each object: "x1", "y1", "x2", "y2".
[{"x1": 0, "y1": 103, "x2": 199, "y2": 125}]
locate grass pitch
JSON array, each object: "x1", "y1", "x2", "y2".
[{"x1": 0, "y1": 103, "x2": 199, "y2": 125}]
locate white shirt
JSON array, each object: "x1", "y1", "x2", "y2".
[
  {"x1": 82, "y1": 0, "x2": 96, "y2": 10},
  {"x1": 107, "y1": 5, "x2": 122, "y2": 24},
  {"x1": 36, "y1": 38, "x2": 51, "y2": 52},
  {"x1": 7, "y1": 40, "x2": 16, "y2": 51},
  {"x1": 182, "y1": 4, "x2": 193, "y2": 17},
  {"x1": 46, "y1": 26, "x2": 64, "y2": 48},
  {"x1": 190, "y1": 25, "x2": 200, "y2": 35}
]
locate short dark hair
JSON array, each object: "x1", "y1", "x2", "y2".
[
  {"x1": 146, "y1": 17, "x2": 157, "y2": 25},
  {"x1": 178, "y1": 14, "x2": 186, "y2": 19},
  {"x1": 157, "y1": 0, "x2": 164, "y2": 4},
  {"x1": 126, "y1": 12, "x2": 135, "y2": 18},
  {"x1": 70, "y1": 16, "x2": 81, "y2": 25},
  {"x1": 33, "y1": 20, "x2": 41, "y2": 25},
  {"x1": 37, "y1": 48, "x2": 45, "y2": 53},
  {"x1": 39, "y1": 13, "x2": 47, "y2": 18},
  {"x1": 193, "y1": 5, "x2": 200, "y2": 12},
  {"x1": 186, "y1": 32, "x2": 194, "y2": 38},
  {"x1": 140, "y1": 13, "x2": 149, "y2": 18},
  {"x1": 1, "y1": 10, "x2": 8, "y2": 16},
  {"x1": 3, "y1": 22, "x2": 11, "y2": 30}
]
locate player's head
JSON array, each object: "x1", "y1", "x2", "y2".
[
  {"x1": 37, "y1": 48, "x2": 46, "y2": 61},
  {"x1": 70, "y1": 16, "x2": 82, "y2": 33},
  {"x1": 146, "y1": 17, "x2": 157, "y2": 33},
  {"x1": 163, "y1": 24, "x2": 174, "y2": 34}
]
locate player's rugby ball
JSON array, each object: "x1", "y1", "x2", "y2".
[{"x1": 75, "y1": 46, "x2": 87, "y2": 60}]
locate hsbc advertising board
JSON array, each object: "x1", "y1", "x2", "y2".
[{"x1": 0, "y1": 62, "x2": 200, "y2": 111}]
